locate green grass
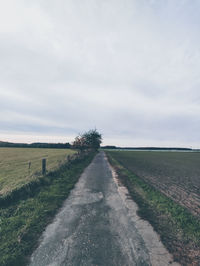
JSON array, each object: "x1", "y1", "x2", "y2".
[
  {"x1": 0, "y1": 148, "x2": 76, "y2": 196},
  {"x1": 106, "y1": 151, "x2": 200, "y2": 265},
  {"x1": 0, "y1": 152, "x2": 95, "y2": 266}
]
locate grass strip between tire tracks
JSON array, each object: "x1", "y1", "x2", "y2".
[
  {"x1": 0, "y1": 152, "x2": 96, "y2": 266},
  {"x1": 106, "y1": 152, "x2": 200, "y2": 266}
]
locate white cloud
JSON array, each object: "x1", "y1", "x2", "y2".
[{"x1": 0, "y1": 0, "x2": 200, "y2": 147}]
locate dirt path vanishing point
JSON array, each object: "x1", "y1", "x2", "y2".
[{"x1": 29, "y1": 152, "x2": 179, "y2": 266}]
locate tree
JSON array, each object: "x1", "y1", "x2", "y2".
[
  {"x1": 72, "y1": 129, "x2": 102, "y2": 151},
  {"x1": 83, "y1": 129, "x2": 102, "y2": 151},
  {"x1": 72, "y1": 135, "x2": 87, "y2": 152}
]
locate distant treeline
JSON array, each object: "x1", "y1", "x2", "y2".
[
  {"x1": 102, "y1": 145, "x2": 193, "y2": 151},
  {"x1": 0, "y1": 141, "x2": 71, "y2": 149},
  {"x1": 0, "y1": 141, "x2": 195, "y2": 151}
]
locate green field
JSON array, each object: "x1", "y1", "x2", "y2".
[
  {"x1": 0, "y1": 151, "x2": 95, "y2": 266},
  {"x1": 0, "y1": 148, "x2": 75, "y2": 196},
  {"x1": 106, "y1": 150, "x2": 200, "y2": 265}
]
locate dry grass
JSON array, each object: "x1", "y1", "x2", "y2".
[
  {"x1": 0, "y1": 147, "x2": 75, "y2": 196},
  {"x1": 0, "y1": 152, "x2": 95, "y2": 266}
]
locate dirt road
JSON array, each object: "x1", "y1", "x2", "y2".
[{"x1": 29, "y1": 152, "x2": 179, "y2": 266}]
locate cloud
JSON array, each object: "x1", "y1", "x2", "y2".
[{"x1": 0, "y1": 0, "x2": 200, "y2": 147}]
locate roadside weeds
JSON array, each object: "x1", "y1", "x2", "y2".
[
  {"x1": 106, "y1": 152, "x2": 200, "y2": 266},
  {"x1": 0, "y1": 152, "x2": 96, "y2": 266}
]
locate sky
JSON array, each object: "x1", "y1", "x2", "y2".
[{"x1": 0, "y1": 0, "x2": 200, "y2": 147}]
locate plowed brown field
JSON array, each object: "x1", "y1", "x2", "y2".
[{"x1": 107, "y1": 151, "x2": 200, "y2": 217}]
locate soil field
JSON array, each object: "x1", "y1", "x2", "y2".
[
  {"x1": 106, "y1": 151, "x2": 200, "y2": 265},
  {"x1": 0, "y1": 148, "x2": 75, "y2": 196},
  {"x1": 107, "y1": 151, "x2": 200, "y2": 217}
]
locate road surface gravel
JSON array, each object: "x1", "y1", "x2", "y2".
[{"x1": 29, "y1": 152, "x2": 179, "y2": 266}]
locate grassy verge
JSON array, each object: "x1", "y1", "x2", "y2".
[
  {"x1": 106, "y1": 152, "x2": 200, "y2": 266},
  {"x1": 0, "y1": 152, "x2": 95, "y2": 266}
]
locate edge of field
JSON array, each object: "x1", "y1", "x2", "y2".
[
  {"x1": 0, "y1": 152, "x2": 96, "y2": 266},
  {"x1": 106, "y1": 151, "x2": 200, "y2": 266},
  {"x1": 0, "y1": 148, "x2": 76, "y2": 198},
  {"x1": 0, "y1": 151, "x2": 77, "y2": 208}
]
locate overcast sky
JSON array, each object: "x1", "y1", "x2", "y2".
[{"x1": 0, "y1": 0, "x2": 200, "y2": 147}]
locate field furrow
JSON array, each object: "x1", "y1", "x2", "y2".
[{"x1": 107, "y1": 151, "x2": 200, "y2": 217}]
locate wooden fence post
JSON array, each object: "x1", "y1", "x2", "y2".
[
  {"x1": 67, "y1": 155, "x2": 71, "y2": 162},
  {"x1": 42, "y1": 158, "x2": 46, "y2": 175}
]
